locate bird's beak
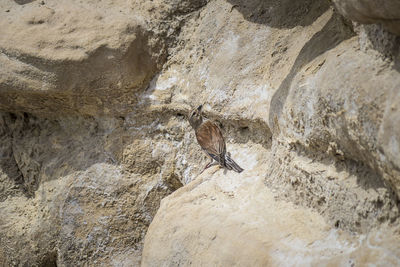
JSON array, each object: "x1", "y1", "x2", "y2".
[{"x1": 197, "y1": 104, "x2": 203, "y2": 111}]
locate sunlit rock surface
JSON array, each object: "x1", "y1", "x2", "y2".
[{"x1": 0, "y1": 0, "x2": 399, "y2": 266}]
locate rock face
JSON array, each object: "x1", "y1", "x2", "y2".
[
  {"x1": 1, "y1": 0, "x2": 400, "y2": 266},
  {"x1": 0, "y1": 0, "x2": 207, "y2": 117},
  {"x1": 332, "y1": 0, "x2": 400, "y2": 35},
  {"x1": 0, "y1": 0, "x2": 206, "y2": 265},
  {"x1": 142, "y1": 168, "x2": 400, "y2": 266}
]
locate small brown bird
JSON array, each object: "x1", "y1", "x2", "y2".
[{"x1": 188, "y1": 104, "x2": 244, "y2": 173}]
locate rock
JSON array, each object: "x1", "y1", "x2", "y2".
[
  {"x1": 0, "y1": 113, "x2": 171, "y2": 265},
  {"x1": 278, "y1": 36, "x2": 400, "y2": 203},
  {"x1": 1, "y1": 0, "x2": 400, "y2": 266},
  {"x1": 143, "y1": 0, "x2": 400, "y2": 265},
  {"x1": 332, "y1": 0, "x2": 400, "y2": 35},
  {"x1": 0, "y1": 1, "x2": 207, "y2": 262},
  {"x1": 142, "y1": 166, "x2": 400, "y2": 266},
  {"x1": 0, "y1": 0, "x2": 206, "y2": 117}
]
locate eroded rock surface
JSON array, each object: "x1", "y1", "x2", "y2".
[
  {"x1": 332, "y1": 0, "x2": 400, "y2": 35},
  {"x1": 0, "y1": 0, "x2": 207, "y2": 117},
  {"x1": 0, "y1": 112, "x2": 184, "y2": 266},
  {"x1": 0, "y1": 0, "x2": 400, "y2": 266},
  {"x1": 143, "y1": 0, "x2": 400, "y2": 265},
  {"x1": 142, "y1": 165, "x2": 400, "y2": 266}
]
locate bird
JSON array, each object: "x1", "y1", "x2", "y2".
[{"x1": 188, "y1": 104, "x2": 244, "y2": 173}]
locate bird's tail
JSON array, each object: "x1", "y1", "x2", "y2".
[{"x1": 225, "y1": 153, "x2": 244, "y2": 173}]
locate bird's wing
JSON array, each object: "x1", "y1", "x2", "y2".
[{"x1": 196, "y1": 120, "x2": 226, "y2": 158}]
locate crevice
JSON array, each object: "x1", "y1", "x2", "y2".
[{"x1": 0, "y1": 113, "x2": 28, "y2": 200}]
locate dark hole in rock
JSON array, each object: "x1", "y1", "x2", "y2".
[
  {"x1": 240, "y1": 126, "x2": 249, "y2": 133},
  {"x1": 40, "y1": 251, "x2": 57, "y2": 267},
  {"x1": 14, "y1": 0, "x2": 35, "y2": 5},
  {"x1": 23, "y1": 112, "x2": 29, "y2": 124},
  {"x1": 9, "y1": 113, "x2": 17, "y2": 122}
]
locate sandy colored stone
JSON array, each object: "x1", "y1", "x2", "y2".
[
  {"x1": 0, "y1": 0, "x2": 400, "y2": 266},
  {"x1": 274, "y1": 36, "x2": 400, "y2": 224},
  {"x1": 142, "y1": 163, "x2": 400, "y2": 266},
  {"x1": 143, "y1": 0, "x2": 399, "y2": 228},
  {"x1": 142, "y1": 0, "x2": 400, "y2": 265},
  {"x1": 0, "y1": 0, "x2": 206, "y2": 117},
  {"x1": 332, "y1": 0, "x2": 400, "y2": 35}
]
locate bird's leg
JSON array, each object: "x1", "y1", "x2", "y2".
[
  {"x1": 200, "y1": 160, "x2": 218, "y2": 174},
  {"x1": 200, "y1": 160, "x2": 213, "y2": 174}
]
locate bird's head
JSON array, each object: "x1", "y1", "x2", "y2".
[{"x1": 188, "y1": 104, "x2": 204, "y2": 130}]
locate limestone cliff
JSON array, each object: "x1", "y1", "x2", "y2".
[{"x1": 0, "y1": 0, "x2": 399, "y2": 266}]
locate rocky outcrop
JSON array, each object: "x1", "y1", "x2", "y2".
[
  {"x1": 0, "y1": 112, "x2": 181, "y2": 266},
  {"x1": 1, "y1": 0, "x2": 400, "y2": 266},
  {"x1": 332, "y1": 0, "x2": 400, "y2": 35},
  {"x1": 0, "y1": 0, "x2": 207, "y2": 117},
  {"x1": 142, "y1": 168, "x2": 400, "y2": 266},
  {"x1": 0, "y1": 0, "x2": 206, "y2": 265}
]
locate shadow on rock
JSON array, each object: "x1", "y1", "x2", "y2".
[
  {"x1": 227, "y1": 0, "x2": 330, "y2": 29},
  {"x1": 268, "y1": 12, "x2": 354, "y2": 130}
]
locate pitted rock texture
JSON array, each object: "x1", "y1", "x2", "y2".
[
  {"x1": 0, "y1": 0, "x2": 400, "y2": 266},
  {"x1": 0, "y1": 113, "x2": 181, "y2": 266}
]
